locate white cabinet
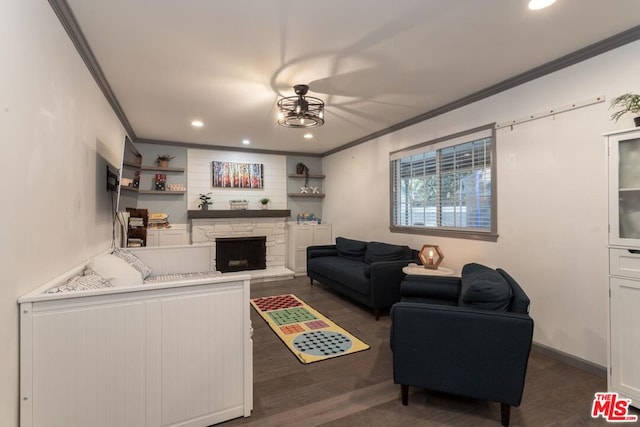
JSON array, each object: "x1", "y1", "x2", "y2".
[
  {"x1": 287, "y1": 223, "x2": 332, "y2": 275},
  {"x1": 146, "y1": 224, "x2": 189, "y2": 247},
  {"x1": 609, "y1": 275, "x2": 640, "y2": 406},
  {"x1": 606, "y1": 128, "x2": 640, "y2": 407}
]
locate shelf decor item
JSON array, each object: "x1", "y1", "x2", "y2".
[
  {"x1": 198, "y1": 193, "x2": 212, "y2": 210},
  {"x1": 610, "y1": 93, "x2": 640, "y2": 127},
  {"x1": 154, "y1": 173, "x2": 167, "y2": 191},
  {"x1": 418, "y1": 244, "x2": 444, "y2": 270},
  {"x1": 260, "y1": 198, "x2": 270, "y2": 209},
  {"x1": 296, "y1": 162, "x2": 310, "y2": 187},
  {"x1": 156, "y1": 154, "x2": 175, "y2": 168},
  {"x1": 229, "y1": 199, "x2": 249, "y2": 210}
]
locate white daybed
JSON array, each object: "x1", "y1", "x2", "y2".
[{"x1": 19, "y1": 244, "x2": 252, "y2": 427}]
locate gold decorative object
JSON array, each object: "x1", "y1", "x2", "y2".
[{"x1": 419, "y1": 245, "x2": 444, "y2": 270}]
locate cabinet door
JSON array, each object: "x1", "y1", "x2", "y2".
[
  {"x1": 313, "y1": 225, "x2": 332, "y2": 245},
  {"x1": 609, "y1": 129, "x2": 640, "y2": 246},
  {"x1": 158, "y1": 229, "x2": 187, "y2": 246},
  {"x1": 146, "y1": 229, "x2": 159, "y2": 247},
  {"x1": 294, "y1": 226, "x2": 313, "y2": 274},
  {"x1": 609, "y1": 277, "x2": 640, "y2": 405}
]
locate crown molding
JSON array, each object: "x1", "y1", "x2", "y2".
[
  {"x1": 322, "y1": 25, "x2": 640, "y2": 157},
  {"x1": 46, "y1": 1, "x2": 639, "y2": 158},
  {"x1": 48, "y1": 0, "x2": 136, "y2": 140},
  {"x1": 136, "y1": 138, "x2": 323, "y2": 158}
]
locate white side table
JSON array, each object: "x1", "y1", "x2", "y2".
[{"x1": 403, "y1": 264, "x2": 455, "y2": 276}]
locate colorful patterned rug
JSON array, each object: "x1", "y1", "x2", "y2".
[{"x1": 250, "y1": 294, "x2": 370, "y2": 364}]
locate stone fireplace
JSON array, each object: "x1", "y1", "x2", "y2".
[{"x1": 191, "y1": 215, "x2": 288, "y2": 274}]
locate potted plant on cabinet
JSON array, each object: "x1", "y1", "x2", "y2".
[
  {"x1": 259, "y1": 198, "x2": 270, "y2": 209},
  {"x1": 156, "y1": 154, "x2": 175, "y2": 168},
  {"x1": 610, "y1": 93, "x2": 640, "y2": 127},
  {"x1": 198, "y1": 193, "x2": 212, "y2": 210}
]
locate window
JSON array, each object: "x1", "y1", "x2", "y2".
[{"x1": 390, "y1": 124, "x2": 497, "y2": 241}]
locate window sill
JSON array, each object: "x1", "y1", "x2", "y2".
[{"x1": 389, "y1": 225, "x2": 498, "y2": 242}]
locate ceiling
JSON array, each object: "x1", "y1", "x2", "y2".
[{"x1": 62, "y1": 0, "x2": 640, "y2": 156}]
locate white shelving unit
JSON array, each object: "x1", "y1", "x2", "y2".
[{"x1": 606, "y1": 127, "x2": 640, "y2": 408}]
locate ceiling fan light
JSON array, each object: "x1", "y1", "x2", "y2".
[{"x1": 277, "y1": 84, "x2": 325, "y2": 128}]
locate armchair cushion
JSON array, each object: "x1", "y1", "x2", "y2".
[
  {"x1": 400, "y1": 276, "x2": 461, "y2": 305},
  {"x1": 336, "y1": 237, "x2": 367, "y2": 262},
  {"x1": 459, "y1": 263, "x2": 512, "y2": 311},
  {"x1": 364, "y1": 242, "x2": 413, "y2": 264}
]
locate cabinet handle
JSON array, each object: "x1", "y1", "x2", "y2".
[{"x1": 628, "y1": 249, "x2": 640, "y2": 254}]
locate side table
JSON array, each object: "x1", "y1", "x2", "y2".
[{"x1": 402, "y1": 264, "x2": 455, "y2": 276}]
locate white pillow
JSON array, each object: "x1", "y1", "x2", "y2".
[
  {"x1": 90, "y1": 254, "x2": 143, "y2": 287},
  {"x1": 112, "y1": 247, "x2": 152, "y2": 279}
]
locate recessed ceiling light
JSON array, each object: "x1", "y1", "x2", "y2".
[
  {"x1": 191, "y1": 120, "x2": 204, "y2": 128},
  {"x1": 528, "y1": 0, "x2": 556, "y2": 10},
  {"x1": 242, "y1": 139, "x2": 251, "y2": 145},
  {"x1": 303, "y1": 133, "x2": 313, "y2": 139}
]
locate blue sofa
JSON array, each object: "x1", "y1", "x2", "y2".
[
  {"x1": 390, "y1": 263, "x2": 534, "y2": 426},
  {"x1": 306, "y1": 237, "x2": 420, "y2": 319}
]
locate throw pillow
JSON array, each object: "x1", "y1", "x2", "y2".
[
  {"x1": 113, "y1": 247, "x2": 152, "y2": 279},
  {"x1": 459, "y1": 263, "x2": 512, "y2": 311},
  {"x1": 335, "y1": 237, "x2": 368, "y2": 262},
  {"x1": 45, "y1": 272, "x2": 113, "y2": 294},
  {"x1": 90, "y1": 253, "x2": 143, "y2": 287},
  {"x1": 364, "y1": 242, "x2": 412, "y2": 264}
]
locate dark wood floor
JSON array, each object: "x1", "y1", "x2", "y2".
[{"x1": 222, "y1": 277, "x2": 627, "y2": 426}]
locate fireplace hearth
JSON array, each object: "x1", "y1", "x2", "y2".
[{"x1": 216, "y1": 236, "x2": 266, "y2": 273}]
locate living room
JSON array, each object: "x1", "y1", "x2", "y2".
[{"x1": 3, "y1": 1, "x2": 640, "y2": 426}]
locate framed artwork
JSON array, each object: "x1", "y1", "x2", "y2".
[{"x1": 213, "y1": 161, "x2": 264, "y2": 189}]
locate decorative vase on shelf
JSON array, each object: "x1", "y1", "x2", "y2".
[
  {"x1": 156, "y1": 154, "x2": 175, "y2": 168},
  {"x1": 201, "y1": 204, "x2": 209, "y2": 210}
]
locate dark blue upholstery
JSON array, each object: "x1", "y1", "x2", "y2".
[
  {"x1": 307, "y1": 237, "x2": 420, "y2": 319},
  {"x1": 390, "y1": 264, "x2": 534, "y2": 426}
]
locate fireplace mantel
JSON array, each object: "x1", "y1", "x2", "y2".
[{"x1": 188, "y1": 209, "x2": 291, "y2": 219}]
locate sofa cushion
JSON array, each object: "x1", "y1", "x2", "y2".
[
  {"x1": 459, "y1": 263, "x2": 512, "y2": 311},
  {"x1": 335, "y1": 237, "x2": 367, "y2": 262},
  {"x1": 364, "y1": 242, "x2": 412, "y2": 264},
  {"x1": 307, "y1": 256, "x2": 371, "y2": 295}
]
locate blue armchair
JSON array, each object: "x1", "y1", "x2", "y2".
[{"x1": 390, "y1": 264, "x2": 534, "y2": 426}]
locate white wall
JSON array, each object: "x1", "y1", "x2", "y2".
[
  {"x1": 0, "y1": 2, "x2": 126, "y2": 425},
  {"x1": 187, "y1": 148, "x2": 287, "y2": 210},
  {"x1": 323, "y1": 40, "x2": 640, "y2": 368}
]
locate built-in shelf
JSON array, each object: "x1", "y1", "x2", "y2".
[
  {"x1": 288, "y1": 173, "x2": 325, "y2": 179},
  {"x1": 188, "y1": 209, "x2": 291, "y2": 219},
  {"x1": 287, "y1": 193, "x2": 325, "y2": 198},
  {"x1": 141, "y1": 165, "x2": 185, "y2": 172},
  {"x1": 123, "y1": 161, "x2": 142, "y2": 169},
  {"x1": 121, "y1": 186, "x2": 138, "y2": 193},
  {"x1": 138, "y1": 190, "x2": 186, "y2": 195}
]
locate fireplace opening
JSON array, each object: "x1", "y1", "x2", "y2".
[{"x1": 216, "y1": 236, "x2": 266, "y2": 273}]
